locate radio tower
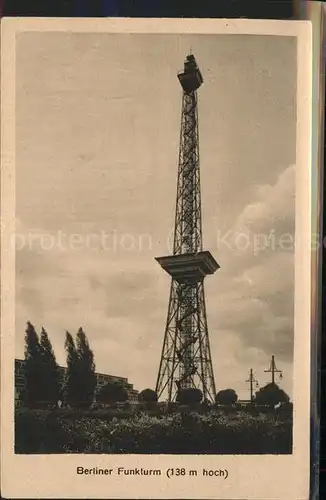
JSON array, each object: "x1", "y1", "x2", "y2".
[{"x1": 155, "y1": 54, "x2": 219, "y2": 404}]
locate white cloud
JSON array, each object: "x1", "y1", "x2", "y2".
[{"x1": 235, "y1": 163, "x2": 295, "y2": 235}]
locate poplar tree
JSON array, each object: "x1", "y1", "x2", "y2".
[
  {"x1": 24, "y1": 321, "x2": 43, "y2": 408},
  {"x1": 64, "y1": 331, "x2": 79, "y2": 408},
  {"x1": 76, "y1": 327, "x2": 97, "y2": 409},
  {"x1": 40, "y1": 327, "x2": 60, "y2": 406}
]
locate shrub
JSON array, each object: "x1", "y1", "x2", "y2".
[
  {"x1": 97, "y1": 382, "x2": 128, "y2": 405},
  {"x1": 176, "y1": 388, "x2": 203, "y2": 405},
  {"x1": 15, "y1": 408, "x2": 292, "y2": 455},
  {"x1": 139, "y1": 389, "x2": 158, "y2": 403},
  {"x1": 254, "y1": 383, "x2": 290, "y2": 407},
  {"x1": 215, "y1": 389, "x2": 238, "y2": 405},
  {"x1": 15, "y1": 409, "x2": 91, "y2": 453}
]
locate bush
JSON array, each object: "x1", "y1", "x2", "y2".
[
  {"x1": 254, "y1": 383, "x2": 290, "y2": 407},
  {"x1": 15, "y1": 407, "x2": 292, "y2": 455},
  {"x1": 215, "y1": 389, "x2": 238, "y2": 405},
  {"x1": 15, "y1": 409, "x2": 91, "y2": 453},
  {"x1": 139, "y1": 389, "x2": 158, "y2": 403},
  {"x1": 97, "y1": 382, "x2": 128, "y2": 405},
  {"x1": 176, "y1": 388, "x2": 203, "y2": 405}
]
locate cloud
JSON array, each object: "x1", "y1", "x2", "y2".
[
  {"x1": 236, "y1": 163, "x2": 295, "y2": 236},
  {"x1": 206, "y1": 164, "x2": 295, "y2": 384}
]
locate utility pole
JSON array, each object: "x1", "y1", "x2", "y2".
[
  {"x1": 264, "y1": 355, "x2": 282, "y2": 385},
  {"x1": 246, "y1": 368, "x2": 258, "y2": 403}
]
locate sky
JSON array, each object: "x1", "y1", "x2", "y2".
[{"x1": 15, "y1": 32, "x2": 297, "y2": 400}]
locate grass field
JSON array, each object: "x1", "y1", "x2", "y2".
[{"x1": 15, "y1": 406, "x2": 293, "y2": 454}]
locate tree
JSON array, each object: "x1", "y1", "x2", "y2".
[
  {"x1": 176, "y1": 387, "x2": 203, "y2": 405},
  {"x1": 23, "y1": 321, "x2": 43, "y2": 408},
  {"x1": 76, "y1": 327, "x2": 97, "y2": 408},
  {"x1": 215, "y1": 389, "x2": 238, "y2": 406},
  {"x1": 139, "y1": 389, "x2": 158, "y2": 403},
  {"x1": 97, "y1": 382, "x2": 128, "y2": 405},
  {"x1": 39, "y1": 327, "x2": 60, "y2": 407},
  {"x1": 138, "y1": 388, "x2": 158, "y2": 410},
  {"x1": 254, "y1": 383, "x2": 290, "y2": 407},
  {"x1": 64, "y1": 331, "x2": 80, "y2": 408},
  {"x1": 64, "y1": 328, "x2": 97, "y2": 409}
]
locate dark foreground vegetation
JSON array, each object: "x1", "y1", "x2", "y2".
[{"x1": 15, "y1": 406, "x2": 292, "y2": 455}]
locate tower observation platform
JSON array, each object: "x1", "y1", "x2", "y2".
[
  {"x1": 155, "y1": 54, "x2": 219, "y2": 404},
  {"x1": 155, "y1": 251, "x2": 219, "y2": 285},
  {"x1": 177, "y1": 54, "x2": 203, "y2": 92}
]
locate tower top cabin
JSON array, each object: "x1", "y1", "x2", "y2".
[{"x1": 177, "y1": 54, "x2": 203, "y2": 93}]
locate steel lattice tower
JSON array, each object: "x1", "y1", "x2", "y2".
[{"x1": 155, "y1": 54, "x2": 219, "y2": 404}]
